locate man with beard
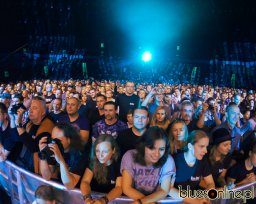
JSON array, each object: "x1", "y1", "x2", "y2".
[{"x1": 92, "y1": 101, "x2": 127, "y2": 141}]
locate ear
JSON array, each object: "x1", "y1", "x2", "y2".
[{"x1": 188, "y1": 143, "x2": 193, "y2": 150}]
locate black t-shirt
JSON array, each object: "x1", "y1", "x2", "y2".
[
  {"x1": 45, "y1": 94, "x2": 55, "y2": 104},
  {"x1": 208, "y1": 153, "x2": 232, "y2": 187},
  {"x1": 89, "y1": 160, "x2": 121, "y2": 193},
  {"x1": 115, "y1": 94, "x2": 140, "y2": 122},
  {"x1": 49, "y1": 111, "x2": 65, "y2": 123},
  {"x1": 187, "y1": 119, "x2": 199, "y2": 134},
  {"x1": 0, "y1": 123, "x2": 23, "y2": 162},
  {"x1": 227, "y1": 160, "x2": 256, "y2": 183},
  {"x1": 116, "y1": 128, "x2": 142, "y2": 157},
  {"x1": 87, "y1": 108, "x2": 105, "y2": 126},
  {"x1": 174, "y1": 153, "x2": 212, "y2": 190}
]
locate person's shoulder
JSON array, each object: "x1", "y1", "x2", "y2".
[
  {"x1": 94, "y1": 119, "x2": 105, "y2": 126},
  {"x1": 123, "y1": 149, "x2": 137, "y2": 159}
]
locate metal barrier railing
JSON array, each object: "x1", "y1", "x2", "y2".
[{"x1": 0, "y1": 160, "x2": 255, "y2": 204}]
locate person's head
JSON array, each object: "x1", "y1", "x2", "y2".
[
  {"x1": 133, "y1": 107, "x2": 149, "y2": 131},
  {"x1": 243, "y1": 109, "x2": 251, "y2": 120},
  {"x1": 52, "y1": 122, "x2": 83, "y2": 152},
  {"x1": 138, "y1": 89, "x2": 146, "y2": 100},
  {"x1": 169, "y1": 119, "x2": 188, "y2": 142},
  {"x1": 96, "y1": 94, "x2": 107, "y2": 110},
  {"x1": 0, "y1": 93, "x2": 11, "y2": 108},
  {"x1": 125, "y1": 81, "x2": 135, "y2": 96},
  {"x1": 91, "y1": 134, "x2": 120, "y2": 184},
  {"x1": 46, "y1": 84, "x2": 52, "y2": 93},
  {"x1": 34, "y1": 185, "x2": 55, "y2": 204},
  {"x1": 248, "y1": 144, "x2": 256, "y2": 167},
  {"x1": 152, "y1": 106, "x2": 169, "y2": 123},
  {"x1": 186, "y1": 130, "x2": 209, "y2": 160},
  {"x1": 249, "y1": 99, "x2": 255, "y2": 109},
  {"x1": 135, "y1": 126, "x2": 170, "y2": 167},
  {"x1": 221, "y1": 93, "x2": 227, "y2": 101},
  {"x1": 54, "y1": 89, "x2": 62, "y2": 99},
  {"x1": 29, "y1": 96, "x2": 47, "y2": 124},
  {"x1": 105, "y1": 90, "x2": 113, "y2": 99},
  {"x1": 211, "y1": 128, "x2": 232, "y2": 156},
  {"x1": 226, "y1": 103, "x2": 240, "y2": 127},
  {"x1": 0, "y1": 102, "x2": 8, "y2": 127},
  {"x1": 103, "y1": 101, "x2": 117, "y2": 121},
  {"x1": 197, "y1": 86, "x2": 203, "y2": 95},
  {"x1": 89, "y1": 88, "x2": 96, "y2": 99},
  {"x1": 234, "y1": 94, "x2": 241, "y2": 106},
  {"x1": 94, "y1": 134, "x2": 119, "y2": 166},
  {"x1": 126, "y1": 109, "x2": 134, "y2": 125},
  {"x1": 180, "y1": 100, "x2": 194, "y2": 122},
  {"x1": 22, "y1": 90, "x2": 29, "y2": 98},
  {"x1": 52, "y1": 98, "x2": 62, "y2": 112},
  {"x1": 66, "y1": 97, "x2": 80, "y2": 116}
]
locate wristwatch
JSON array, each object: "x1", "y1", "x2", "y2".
[{"x1": 83, "y1": 194, "x2": 92, "y2": 201}]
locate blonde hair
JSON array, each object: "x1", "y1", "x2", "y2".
[
  {"x1": 168, "y1": 119, "x2": 188, "y2": 154},
  {"x1": 150, "y1": 106, "x2": 170, "y2": 130}
]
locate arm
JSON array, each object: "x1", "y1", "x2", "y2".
[
  {"x1": 203, "y1": 174, "x2": 215, "y2": 189},
  {"x1": 105, "y1": 176, "x2": 122, "y2": 202},
  {"x1": 141, "y1": 89, "x2": 155, "y2": 107},
  {"x1": 80, "y1": 130, "x2": 90, "y2": 144},
  {"x1": 80, "y1": 168, "x2": 94, "y2": 204},
  {"x1": 122, "y1": 170, "x2": 145, "y2": 200},
  {"x1": 138, "y1": 174, "x2": 171, "y2": 204},
  {"x1": 197, "y1": 103, "x2": 208, "y2": 128},
  {"x1": 217, "y1": 169, "x2": 227, "y2": 187},
  {"x1": 50, "y1": 143, "x2": 81, "y2": 189},
  {"x1": 0, "y1": 144, "x2": 10, "y2": 162}
]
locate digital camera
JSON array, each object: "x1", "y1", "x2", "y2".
[{"x1": 10, "y1": 103, "x2": 26, "y2": 114}]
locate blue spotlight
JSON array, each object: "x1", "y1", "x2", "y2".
[{"x1": 142, "y1": 51, "x2": 152, "y2": 62}]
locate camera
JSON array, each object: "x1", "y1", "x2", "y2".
[
  {"x1": 40, "y1": 138, "x2": 64, "y2": 164},
  {"x1": 10, "y1": 103, "x2": 26, "y2": 114}
]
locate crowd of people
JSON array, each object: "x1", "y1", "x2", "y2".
[{"x1": 0, "y1": 79, "x2": 256, "y2": 204}]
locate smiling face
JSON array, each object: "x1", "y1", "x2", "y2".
[
  {"x1": 95, "y1": 141, "x2": 115, "y2": 165},
  {"x1": 144, "y1": 139, "x2": 166, "y2": 165}
]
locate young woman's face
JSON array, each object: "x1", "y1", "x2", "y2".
[
  {"x1": 216, "y1": 140, "x2": 231, "y2": 156},
  {"x1": 95, "y1": 141, "x2": 115, "y2": 165},
  {"x1": 193, "y1": 137, "x2": 209, "y2": 160},
  {"x1": 156, "y1": 109, "x2": 166, "y2": 122},
  {"x1": 144, "y1": 139, "x2": 166, "y2": 165},
  {"x1": 171, "y1": 122, "x2": 186, "y2": 141}
]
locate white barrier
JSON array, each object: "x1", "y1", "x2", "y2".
[{"x1": 0, "y1": 160, "x2": 255, "y2": 204}]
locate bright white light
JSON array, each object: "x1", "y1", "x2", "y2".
[{"x1": 142, "y1": 51, "x2": 152, "y2": 62}]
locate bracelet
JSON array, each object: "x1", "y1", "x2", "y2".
[
  {"x1": 83, "y1": 194, "x2": 92, "y2": 201},
  {"x1": 101, "y1": 196, "x2": 109, "y2": 204},
  {"x1": 38, "y1": 151, "x2": 47, "y2": 160},
  {"x1": 137, "y1": 199, "x2": 142, "y2": 204}
]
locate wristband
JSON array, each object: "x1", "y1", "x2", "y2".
[
  {"x1": 137, "y1": 199, "x2": 142, "y2": 204},
  {"x1": 38, "y1": 151, "x2": 47, "y2": 160},
  {"x1": 83, "y1": 194, "x2": 92, "y2": 201},
  {"x1": 101, "y1": 196, "x2": 109, "y2": 204}
]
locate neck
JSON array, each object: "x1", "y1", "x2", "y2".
[
  {"x1": 98, "y1": 109, "x2": 104, "y2": 115},
  {"x1": 213, "y1": 149, "x2": 222, "y2": 161},
  {"x1": 184, "y1": 151, "x2": 196, "y2": 166},
  {"x1": 54, "y1": 110, "x2": 61, "y2": 114},
  {"x1": 227, "y1": 121, "x2": 235, "y2": 129},
  {"x1": 105, "y1": 117, "x2": 117, "y2": 125},
  {"x1": 68, "y1": 113, "x2": 79, "y2": 122},
  {"x1": 126, "y1": 92, "x2": 133, "y2": 96},
  {"x1": 245, "y1": 158, "x2": 254, "y2": 170},
  {"x1": 132, "y1": 127, "x2": 146, "y2": 136}
]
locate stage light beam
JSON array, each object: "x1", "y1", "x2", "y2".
[{"x1": 142, "y1": 51, "x2": 152, "y2": 62}]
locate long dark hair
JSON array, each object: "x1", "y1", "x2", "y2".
[
  {"x1": 91, "y1": 134, "x2": 120, "y2": 184},
  {"x1": 54, "y1": 122, "x2": 84, "y2": 151},
  {"x1": 134, "y1": 126, "x2": 170, "y2": 168}
]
